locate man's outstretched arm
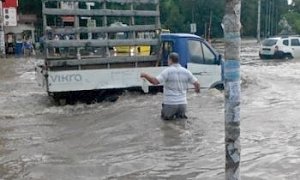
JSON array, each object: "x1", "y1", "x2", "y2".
[{"x1": 140, "y1": 73, "x2": 160, "y2": 85}]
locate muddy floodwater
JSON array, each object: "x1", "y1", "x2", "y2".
[{"x1": 1, "y1": 40, "x2": 300, "y2": 179}]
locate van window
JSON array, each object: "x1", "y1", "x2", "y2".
[
  {"x1": 262, "y1": 39, "x2": 278, "y2": 46},
  {"x1": 202, "y1": 43, "x2": 216, "y2": 64},
  {"x1": 283, "y1": 39, "x2": 289, "y2": 46},
  {"x1": 162, "y1": 41, "x2": 174, "y2": 65},
  {"x1": 188, "y1": 40, "x2": 204, "y2": 64},
  {"x1": 188, "y1": 40, "x2": 216, "y2": 64},
  {"x1": 291, "y1": 39, "x2": 300, "y2": 46},
  {"x1": 163, "y1": 41, "x2": 173, "y2": 53}
]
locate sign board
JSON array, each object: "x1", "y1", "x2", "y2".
[
  {"x1": 3, "y1": 0, "x2": 18, "y2": 8},
  {"x1": 190, "y1": 23, "x2": 197, "y2": 34},
  {"x1": 3, "y1": 7, "x2": 17, "y2": 26}
]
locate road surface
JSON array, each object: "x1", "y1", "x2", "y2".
[{"x1": 0, "y1": 40, "x2": 300, "y2": 179}]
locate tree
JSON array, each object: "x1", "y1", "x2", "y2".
[
  {"x1": 291, "y1": 0, "x2": 300, "y2": 11},
  {"x1": 241, "y1": 0, "x2": 257, "y2": 36},
  {"x1": 160, "y1": 0, "x2": 225, "y2": 36},
  {"x1": 18, "y1": 0, "x2": 42, "y2": 18},
  {"x1": 17, "y1": 0, "x2": 289, "y2": 38},
  {"x1": 222, "y1": 0, "x2": 241, "y2": 179},
  {"x1": 160, "y1": 0, "x2": 186, "y2": 32},
  {"x1": 284, "y1": 0, "x2": 300, "y2": 34},
  {"x1": 241, "y1": 0, "x2": 288, "y2": 37}
]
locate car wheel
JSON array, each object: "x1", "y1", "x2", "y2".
[
  {"x1": 214, "y1": 83, "x2": 224, "y2": 91},
  {"x1": 284, "y1": 53, "x2": 293, "y2": 60},
  {"x1": 274, "y1": 51, "x2": 284, "y2": 59},
  {"x1": 259, "y1": 54, "x2": 265, "y2": 59}
]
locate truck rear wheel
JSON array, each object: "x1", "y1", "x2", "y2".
[
  {"x1": 52, "y1": 93, "x2": 67, "y2": 106},
  {"x1": 58, "y1": 98, "x2": 67, "y2": 106}
]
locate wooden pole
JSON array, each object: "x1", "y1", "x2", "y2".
[
  {"x1": 222, "y1": 0, "x2": 241, "y2": 179},
  {"x1": 204, "y1": 23, "x2": 207, "y2": 40},
  {"x1": 208, "y1": 10, "x2": 212, "y2": 42},
  {"x1": 257, "y1": 0, "x2": 261, "y2": 42},
  {"x1": 269, "y1": 0, "x2": 272, "y2": 36},
  {"x1": 264, "y1": 0, "x2": 268, "y2": 38},
  {"x1": 267, "y1": 0, "x2": 271, "y2": 36}
]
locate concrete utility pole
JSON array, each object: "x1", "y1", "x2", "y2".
[
  {"x1": 257, "y1": 0, "x2": 261, "y2": 42},
  {"x1": 0, "y1": 1, "x2": 5, "y2": 57},
  {"x1": 222, "y1": 0, "x2": 241, "y2": 179}
]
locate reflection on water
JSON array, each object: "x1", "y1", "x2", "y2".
[{"x1": 1, "y1": 41, "x2": 300, "y2": 179}]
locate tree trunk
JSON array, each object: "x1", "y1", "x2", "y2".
[{"x1": 222, "y1": 0, "x2": 241, "y2": 179}]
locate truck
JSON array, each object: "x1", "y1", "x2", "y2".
[
  {"x1": 36, "y1": 0, "x2": 223, "y2": 103},
  {"x1": 110, "y1": 22, "x2": 152, "y2": 54}
]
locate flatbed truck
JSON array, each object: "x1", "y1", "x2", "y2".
[{"x1": 36, "y1": 0, "x2": 223, "y2": 103}]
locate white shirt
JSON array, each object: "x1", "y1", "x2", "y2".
[{"x1": 156, "y1": 64, "x2": 198, "y2": 105}]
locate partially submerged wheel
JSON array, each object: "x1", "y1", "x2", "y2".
[
  {"x1": 58, "y1": 98, "x2": 67, "y2": 106},
  {"x1": 259, "y1": 54, "x2": 270, "y2": 59},
  {"x1": 274, "y1": 51, "x2": 293, "y2": 60},
  {"x1": 52, "y1": 93, "x2": 67, "y2": 106},
  {"x1": 283, "y1": 53, "x2": 293, "y2": 60},
  {"x1": 259, "y1": 54, "x2": 265, "y2": 59},
  {"x1": 213, "y1": 83, "x2": 224, "y2": 91}
]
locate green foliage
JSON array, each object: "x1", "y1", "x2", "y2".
[
  {"x1": 291, "y1": 0, "x2": 300, "y2": 11},
  {"x1": 241, "y1": 0, "x2": 257, "y2": 36},
  {"x1": 284, "y1": 0, "x2": 300, "y2": 34},
  {"x1": 160, "y1": 0, "x2": 288, "y2": 37},
  {"x1": 285, "y1": 12, "x2": 300, "y2": 33},
  {"x1": 160, "y1": 0, "x2": 225, "y2": 37},
  {"x1": 17, "y1": 0, "x2": 289, "y2": 38},
  {"x1": 160, "y1": 0, "x2": 185, "y2": 32},
  {"x1": 18, "y1": 0, "x2": 42, "y2": 17}
]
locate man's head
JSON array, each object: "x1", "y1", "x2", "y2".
[{"x1": 168, "y1": 52, "x2": 180, "y2": 65}]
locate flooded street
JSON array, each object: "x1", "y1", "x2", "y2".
[{"x1": 1, "y1": 40, "x2": 300, "y2": 179}]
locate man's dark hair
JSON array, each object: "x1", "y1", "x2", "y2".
[{"x1": 168, "y1": 52, "x2": 180, "y2": 63}]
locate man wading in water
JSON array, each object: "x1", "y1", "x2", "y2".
[{"x1": 141, "y1": 52, "x2": 200, "y2": 120}]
